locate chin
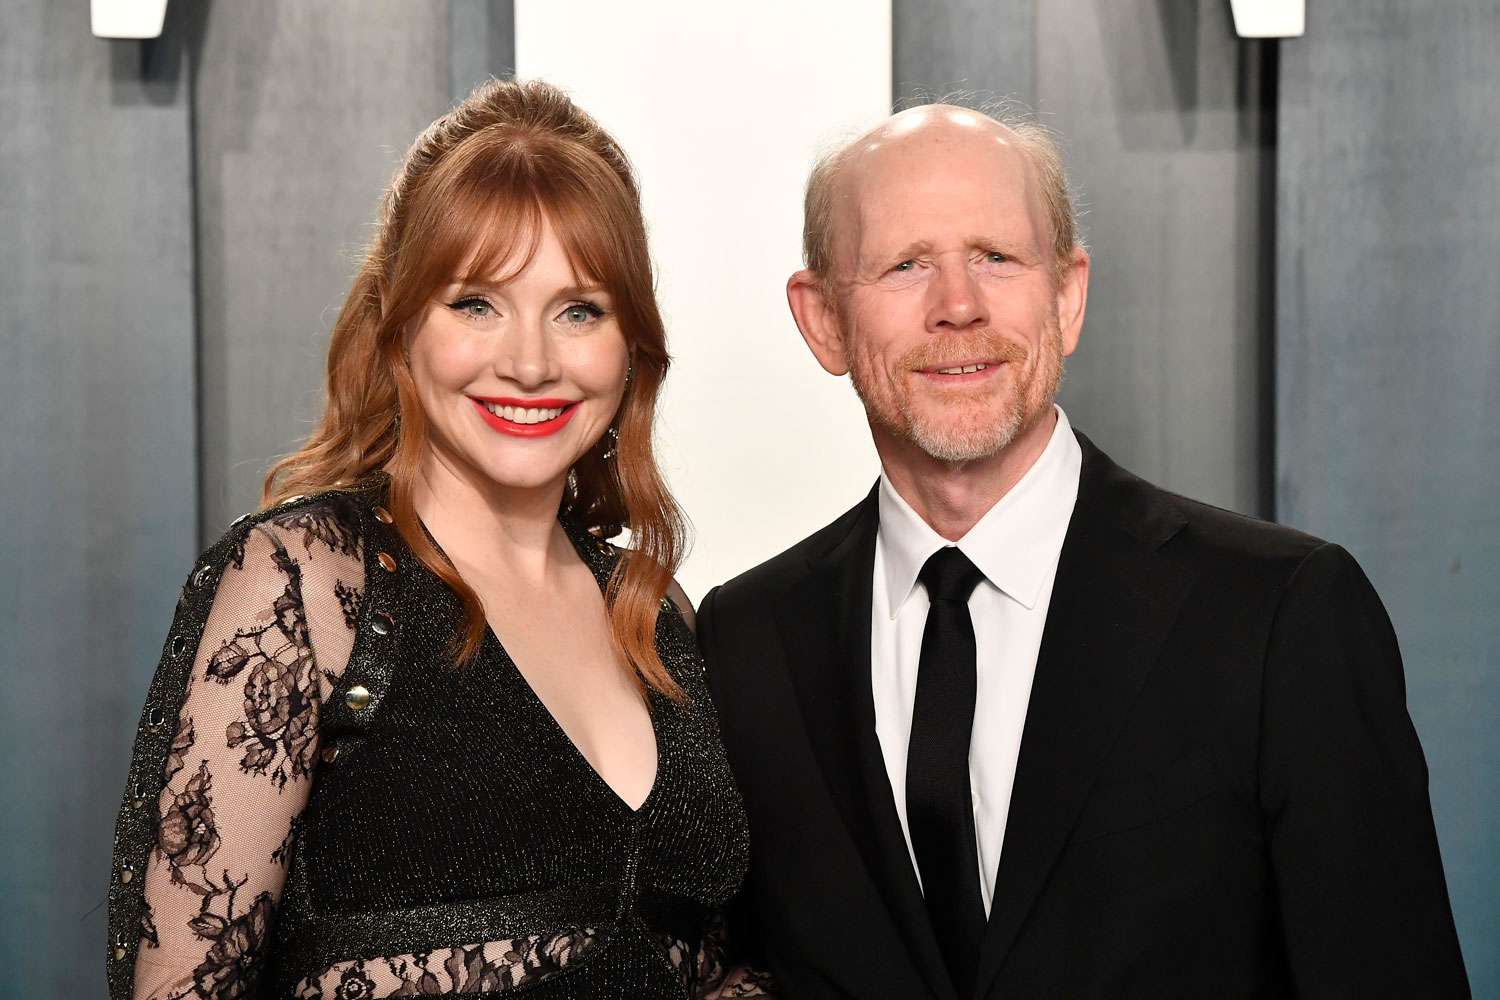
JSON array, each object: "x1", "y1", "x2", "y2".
[
  {"x1": 904, "y1": 402, "x2": 1027, "y2": 463},
  {"x1": 485, "y1": 464, "x2": 570, "y2": 492},
  {"x1": 456, "y1": 447, "x2": 570, "y2": 492}
]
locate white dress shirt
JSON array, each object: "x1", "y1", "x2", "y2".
[{"x1": 871, "y1": 406, "x2": 1082, "y2": 913}]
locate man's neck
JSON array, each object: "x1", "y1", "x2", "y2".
[{"x1": 876, "y1": 406, "x2": 1059, "y2": 541}]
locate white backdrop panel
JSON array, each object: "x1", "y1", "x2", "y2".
[{"x1": 516, "y1": 0, "x2": 890, "y2": 600}]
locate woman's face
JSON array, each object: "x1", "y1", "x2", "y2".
[{"x1": 406, "y1": 217, "x2": 629, "y2": 497}]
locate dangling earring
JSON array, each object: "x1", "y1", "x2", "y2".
[{"x1": 601, "y1": 427, "x2": 619, "y2": 462}]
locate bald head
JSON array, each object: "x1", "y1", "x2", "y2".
[{"x1": 802, "y1": 104, "x2": 1078, "y2": 287}]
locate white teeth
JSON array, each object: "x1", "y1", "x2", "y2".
[{"x1": 483, "y1": 402, "x2": 565, "y2": 424}]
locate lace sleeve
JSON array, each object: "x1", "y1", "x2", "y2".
[
  {"x1": 108, "y1": 508, "x2": 364, "y2": 1000},
  {"x1": 672, "y1": 912, "x2": 777, "y2": 999}
]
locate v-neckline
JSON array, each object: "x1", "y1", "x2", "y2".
[
  {"x1": 431, "y1": 515, "x2": 662, "y2": 815},
  {"x1": 484, "y1": 620, "x2": 662, "y2": 815}
]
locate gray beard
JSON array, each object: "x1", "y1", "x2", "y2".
[{"x1": 849, "y1": 364, "x2": 1058, "y2": 465}]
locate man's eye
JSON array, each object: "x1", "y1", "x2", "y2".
[
  {"x1": 561, "y1": 302, "x2": 605, "y2": 325},
  {"x1": 892, "y1": 260, "x2": 916, "y2": 273},
  {"x1": 985, "y1": 251, "x2": 1008, "y2": 264},
  {"x1": 449, "y1": 297, "x2": 493, "y2": 318}
]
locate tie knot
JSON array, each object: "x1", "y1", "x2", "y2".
[{"x1": 918, "y1": 547, "x2": 984, "y2": 604}]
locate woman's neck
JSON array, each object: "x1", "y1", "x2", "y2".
[{"x1": 409, "y1": 449, "x2": 571, "y2": 584}]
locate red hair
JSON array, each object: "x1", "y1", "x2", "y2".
[{"x1": 265, "y1": 79, "x2": 687, "y2": 697}]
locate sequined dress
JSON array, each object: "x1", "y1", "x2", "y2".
[{"x1": 107, "y1": 484, "x2": 766, "y2": 999}]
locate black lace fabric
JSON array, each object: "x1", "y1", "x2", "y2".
[
  {"x1": 131, "y1": 516, "x2": 363, "y2": 999},
  {"x1": 111, "y1": 492, "x2": 773, "y2": 999}
]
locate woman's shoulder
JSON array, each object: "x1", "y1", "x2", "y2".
[{"x1": 203, "y1": 483, "x2": 385, "y2": 582}]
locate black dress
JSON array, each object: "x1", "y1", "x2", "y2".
[{"x1": 107, "y1": 483, "x2": 768, "y2": 999}]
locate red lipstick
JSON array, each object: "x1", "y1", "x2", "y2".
[{"x1": 470, "y1": 396, "x2": 579, "y2": 437}]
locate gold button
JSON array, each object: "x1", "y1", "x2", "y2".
[
  {"x1": 119, "y1": 863, "x2": 134, "y2": 884},
  {"x1": 377, "y1": 551, "x2": 397, "y2": 573},
  {"x1": 344, "y1": 686, "x2": 371, "y2": 711},
  {"x1": 113, "y1": 946, "x2": 126, "y2": 961},
  {"x1": 373, "y1": 505, "x2": 393, "y2": 524},
  {"x1": 321, "y1": 746, "x2": 339, "y2": 764}
]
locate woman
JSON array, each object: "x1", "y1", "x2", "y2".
[{"x1": 107, "y1": 79, "x2": 773, "y2": 999}]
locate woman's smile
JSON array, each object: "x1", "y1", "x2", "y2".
[{"x1": 469, "y1": 396, "x2": 580, "y2": 437}]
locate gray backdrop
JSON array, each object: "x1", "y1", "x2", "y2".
[
  {"x1": 1276, "y1": 0, "x2": 1500, "y2": 989},
  {"x1": 2, "y1": 3, "x2": 197, "y2": 994},
  {"x1": 3, "y1": 0, "x2": 1494, "y2": 994}
]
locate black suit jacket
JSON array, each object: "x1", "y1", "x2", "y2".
[{"x1": 698, "y1": 431, "x2": 1468, "y2": 998}]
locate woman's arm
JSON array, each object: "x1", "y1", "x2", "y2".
[{"x1": 108, "y1": 513, "x2": 361, "y2": 999}]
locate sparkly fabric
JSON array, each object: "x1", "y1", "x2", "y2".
[{"x1": 107, "y1": 482, "x2": 766, "y2": 999}]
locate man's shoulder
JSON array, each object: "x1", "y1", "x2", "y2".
[
  {"x1": 1172, "y1": 490, "x2": 1327, "y2": 571},
  {"x1": 1093, "y1": 448, "x2": 1327, "y2": 578},
  {"x1": 706, "y1": 487, "x2": 875, "y2": 615}
]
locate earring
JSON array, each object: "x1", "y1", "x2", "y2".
[{"x1": 601, "y1": 427, "x2": 619, "y2": 461}]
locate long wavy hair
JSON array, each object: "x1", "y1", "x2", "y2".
[{"x1": 264, "y1": 79, "x2": 687, "y2": 697}]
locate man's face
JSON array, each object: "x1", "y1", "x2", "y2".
[{"x1": 831, "y1": 120, "x2": 1076, "y2": 463}]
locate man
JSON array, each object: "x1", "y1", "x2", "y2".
[{"x1": 696, "y1": 105, "x2": 1469, "y2": 998}]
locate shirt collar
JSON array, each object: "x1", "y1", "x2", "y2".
[{"x1": 877, "y1": 405, "x2": 1082, "y2": 618}]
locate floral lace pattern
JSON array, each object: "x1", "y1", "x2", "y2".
[
  {"x1": 130, "y1": 509, "x2": 363, "y2": 1000},
  {"x1": 658, "y1": 916, "x2": 777, "y2": 1000},
  {"x1": 291, "y1": 929, "x2": 599, "y2": 998},
  {"x1": 120, "y1": 497, "x2": 774, "y2": 999}
]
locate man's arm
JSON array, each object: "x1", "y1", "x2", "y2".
[
  {"x1": 695, "y1": 584, "x2": 771, "y2": 971},
  {"x1": 1260, "y1": 542, "x2": 1469, "y2": 995}
]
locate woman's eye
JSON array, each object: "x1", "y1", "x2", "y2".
[
  {"x1": 449, "y1": 297, "x2": 493, "y2": 319},
  {"x1": 560, "y1": 302, "x2": 605, "y2": 325}
]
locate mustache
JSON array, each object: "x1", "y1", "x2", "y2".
[{"x1": 899, "y1": 331, "x2": 1029, "y2": 372}]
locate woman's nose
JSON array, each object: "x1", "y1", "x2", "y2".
[{"x1": 496, "y1": 318, "x2": 560, "y2": 388}]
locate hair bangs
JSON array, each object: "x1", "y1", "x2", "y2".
[{"x1": 268, "y1": 78, "x2": 686, "y2": 698}]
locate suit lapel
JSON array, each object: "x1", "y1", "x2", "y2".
[
  {"x1": 775, "y1": 487, "x2": 956, "y2": 1000},
  {"x1": 974, "y1": 434, "x2": 1194, "y2": 998}
]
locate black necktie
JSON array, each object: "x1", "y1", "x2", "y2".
[{"x1": 907, "y1": 546, "x2": 987, "y2": 999}]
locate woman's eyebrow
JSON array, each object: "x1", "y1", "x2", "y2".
[{"x1": 555, "y1": 283, "x2": 608, "y2": 298}]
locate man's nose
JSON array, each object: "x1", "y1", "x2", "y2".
[
  {"x1": 926, "y1": 259, "x2": 989, "y2": 332},
  {"x1": 496, "y1": 317, "x2": 560, "y2": 388}
]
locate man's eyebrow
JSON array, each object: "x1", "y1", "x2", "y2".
[
  {"x1": 861, "y1": 241, "x2": 932, "y2": 268},
  {"x1": 970, "y1": 236, "x2": 1039, "y2": 260}
]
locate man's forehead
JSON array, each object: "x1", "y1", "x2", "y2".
[{"x1": 843, "y1": 134, "x2": 1042, "y2": 252}]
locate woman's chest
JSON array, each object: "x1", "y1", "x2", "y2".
[{"x1": 299, "y1": 643, "x2": 748, "y2": 912}]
